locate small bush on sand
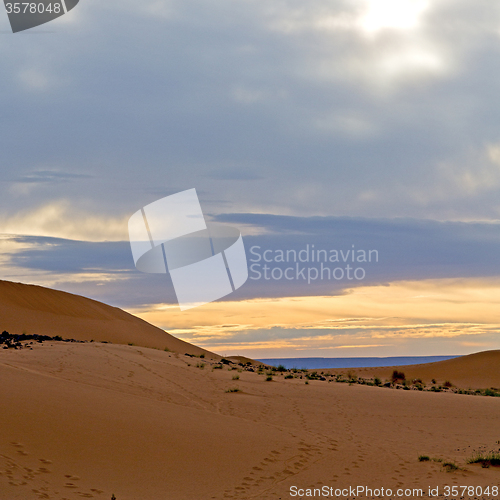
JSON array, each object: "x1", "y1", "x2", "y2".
[
  {"x1": 418, "y1": 455, "x2": 430, "y2": 462},
  {"x1": 285, "y1": 374, "x2": 293, "y2": 379},
  {"x1": 225, "y1": 387, "x2": 241, "y2": 393},
  {"x1": 391, "y1": 370, "x2": 405, "y2": 384},
  {"x1": 484, "y1": 388, "x2": 500, "y2": 397},
  {"x1": 212, "y1": 364, "x2": 223, "y2": 370},
  {"x1": 266, "y1": 375, "x2": 273, "y2": 381},
  {"x1": 232, "y1": 375, "x2": 240, "y2": 380},
  {"x1": 443, "y1": 380, "x2": 453, "y2": 388},
  {"x1": 442, "y1": 461, "x2": 459, "y2": 472},
  {"x1": 467, "y1": 451, "x2": 500, "y2": 467}
]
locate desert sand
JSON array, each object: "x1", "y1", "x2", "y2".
[{"x1": 1, "y1": 281, "x2": 499, "y2": 499}]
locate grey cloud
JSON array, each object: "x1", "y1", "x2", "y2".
[
  {"x1": 3, "y1": 213, "x2": 500, "y2": 308},
  {"x1": 0, "y1": 0, "x2": 500, "y2": 222},
  {"x1": 205, "y1": 169, "x2": 264, "y2": 181},
  {"x1": 11, "y1": 170, "x2": 93, "y2": 184}
]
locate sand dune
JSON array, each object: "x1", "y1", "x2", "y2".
[
  {"x1": 1, "y1": 282, "x2": 499, "y2": 499},
  {"x1": 1, "y1": 342, "x2": 500, "y2": 499},
  {"x1": 0, "y1": 280, "x2": 215, "y2": 358},
  {"x1": 329, "y1": 350, "x2": 500, "y2": 389}
]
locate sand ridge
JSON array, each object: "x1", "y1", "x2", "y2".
[
  {"x1": 0, "y1": 280, "x2": 216, "y2": 358},
  {"x1": 325, "y1": 350, "x2": 500, "y2": 390}
]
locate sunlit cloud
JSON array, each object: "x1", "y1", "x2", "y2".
[
  {"x1": 359, "y1": 0, "x2": 430, "y2": 32},
  {"x1": 128, "y1": 277, "x2": 500, "y2": 356},
  {"x1": 0, "y1": 202, "x2": 129, "y2": 242}
]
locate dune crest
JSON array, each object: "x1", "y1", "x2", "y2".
[{"x1": 0, "y1": 280, "x2": 215, "y2": 357}]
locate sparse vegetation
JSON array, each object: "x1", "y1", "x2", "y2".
[
  {"x1": 232, "y1": 374, "x2": 240, "y2": 380},
  {"x1": 196, "y1": 363, "x2": 205, "y2": 369},
  {"x1": 212, "y1": 364, "x2": 223, "y2": 370},
  {"x1": 391, "y1": 370, "x2": 406, "y2": 384},
  {"x1": 483, "y1": 388, "x2": 500, "y2": 397},
  {"x1": 418, "y1": 455, "x2": 430, "y2": 462},
  {"x1": 266, "y1": 375, "x2": 273, "y2": 381},
  {"x1": 467, "y1": 451, "x2": 500, "y2": 467},
  {"x1": 285, "y1": 374, "x2": 294, "y2": 379},
  {"x1": 225, "y1": 387, "x2": 241, "y2": 393},
  {"x1": 442, "y1": 461, "x2": 459, "y2": 472}
]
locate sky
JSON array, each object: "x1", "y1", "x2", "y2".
[{"x1": 1, "y1": 0, "x2": 500, "y2": 358}]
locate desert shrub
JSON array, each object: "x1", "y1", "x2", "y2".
[
  {"x1": 418, "y1": 455, "x2": 430, "y2": 462},
  {"x1": 111, "y1": 495, "x2": 116, "y2": 500},
  {"x1": 391, "y1": 370, "x2": 405, "y2": 383},
  {"x1": 442, "y1": 461, "x2": 459, "y2": 471},
  {"x1": 484, "y1": 388, "x2": 500, "y2": 397},
  {"x1": 164, "y1": 347, "x2": 170, "y2": 352},
  {"x1": 276, "y1": 364, "x2": 287, "y2": 372},
  {"x1": 443, "y1": 380, "x2": 453, "y2": 388},
  {"x1": 199, "y1": 354, "x2": 205, "y2": 358},
  {"x1": 225, "y1": 387, "x2": 241, "y2": 393},
  {"x1": 213, "y1": 364, "x2": 223, "y2": 370},
  {"x1": 232, "y1": 375, "x2": 240, "y2": 380},
  {"x1": 374, "y1": 377, "x2": 382, "y2": 386},
  {"x1": 196, "y1": 363, "x2": 205, "y2": 369},
  {"x1": 431, "y1": 378, "x2": 436, "y2": 384},
  {"x1": 467, "y1": 451, "x2": 500, "y2": 467},
  {"x1": 266, "y1": 375, "x2": 273, "y2": 381},
  {"x1": 284, "y1": 374, "x2": 293, "y2": 379}
]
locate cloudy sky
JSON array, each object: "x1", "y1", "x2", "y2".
[{"x1": 1, "y1": 0, "x2": 499, "y2": 358}]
